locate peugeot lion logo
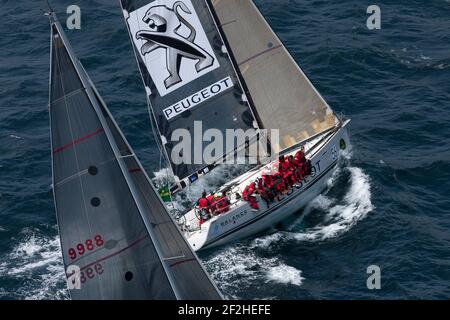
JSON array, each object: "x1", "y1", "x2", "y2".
[{"x1": 136, "y1": 1, "x2": 215, "y2": 89}]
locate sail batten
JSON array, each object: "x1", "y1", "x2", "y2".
[
  {"x1": 49, "y1": 12, "x2": 221, "y2": 300},
  {"x1": 212, "y1": 0, "x2": 338, "y2": 152}
]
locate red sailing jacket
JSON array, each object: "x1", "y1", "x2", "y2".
[{"x1": 198, "y1": 197, "x2": 210, "y2": 209}]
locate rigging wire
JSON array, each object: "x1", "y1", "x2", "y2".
[
  {"x1": 146, "y1": 95, "x2": 176, "y2": 210},
  {"x1": 129, "y1": 10, "x2": 177, "y2": 209}
]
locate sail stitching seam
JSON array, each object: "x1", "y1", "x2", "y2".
[
  {"x1": 53, "y1": 128, "x2": 105, "y2": 154},
  {"x1": 238, "y1": 44, "x2": 283, "y2": 66},
  {"x1": 51, "y1": 88, "x2": 85, "y2": 104},
  {"x1": 54, "y1": 157, "x2": 117, "y2": 187}
]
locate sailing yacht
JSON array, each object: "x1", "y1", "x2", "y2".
[
  {"x1": 120, "y1": 0, "x2": 351, "y2": 251},
  {"x1": 48, "y1": 11, "x2": 221, "y2": 299}
]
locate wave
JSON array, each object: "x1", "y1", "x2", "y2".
[
  {"x1": 252, "y1": 166, "x2": 374, "y2": 248},
  {"x1": 387, "y1": 46, "x2": 435, "y2": 69},
  {"x1": 203, "y1": 246, "x2": 303, "y2": 299},
  {"x1": 266, "y1": 264, "x2": 304, "y2": 286},
  {"x1": 201, "y1": 164, "x2": 373, "y2": 298},
  {"x1": 0, "y1": 229, "x2": 68, "y2": 300}
]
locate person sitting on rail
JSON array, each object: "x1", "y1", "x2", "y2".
[
  {"x1": 294, "y1": 146, "x2": 309, "y2": 180},
  {"x1": 258, "y1": 176, "x2": 274, "y2": 208},
  {"x1": 278, "y1": 155, "x2": 294, "y2": 190},
  {"x1": 285, "y1": 155, "x2": 297, "y2": 187},
  {"x1": 304, "y1": 158, "x2": 312, "y2": 176},
  {"x1": 293, "y1": 152, "x2": 303, "y2": 181},
  {"x1": 278, "y1": 155, "x2": 290, "y2": 173},
  {"x1": 242, "y1": 182, "x2": 259, "y2": 211},
  {"x1": 263, "y1": 172, "x2": 278, "y2": 200},
  {"x1": 295, "y1": 146, "x2": 306, "y2": 163},
  {"x1": 262, "y1": 171, "x2": 274, "y2": 189},
  {"x1": 272, "y1": 171, "x2": 285, "y2": 200}
]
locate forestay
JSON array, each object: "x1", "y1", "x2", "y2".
[
  {"x1": 120, "y1": 0, "x2": 259, "y2": 184},
  {"x1": 211, "y1": 0, "x2": 338, "y2": 152},
  {"x1": 49, "y1": 12, "x2": 221, "y2": 299}
]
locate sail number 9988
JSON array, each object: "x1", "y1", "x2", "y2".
[{"x1": 68, "y1": 235, "x2": 104, "y2": 260}]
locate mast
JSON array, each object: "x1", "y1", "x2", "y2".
[{"x1": 48, "y1": 10, "x2": 222, "y2": 299}]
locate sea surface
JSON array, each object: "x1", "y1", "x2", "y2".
[{"x1": 1, "y1": 0, "x2": 450, "y2": 299}]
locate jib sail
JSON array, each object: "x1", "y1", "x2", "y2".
[{"x1": 49, "y1": 11, "x2": 221, "y2": 299}]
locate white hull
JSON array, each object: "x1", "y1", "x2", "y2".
[{"x1": 183, "y1": 121, "x2": 351, "y2": 251}]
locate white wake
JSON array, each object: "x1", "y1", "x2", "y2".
[
  {"x1": 203, "y1": 246, "x2": 304, "y2": 299},
  {"x1": 252, "y1": 166, "x2": 374, "y2": 248},
  {"x1": 0, "y1": 229, "x2": 69, "y2": 300}
]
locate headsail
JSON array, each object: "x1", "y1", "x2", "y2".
[
  {"x1": 120, "y1": 0, "x2": 259, "y2": 187},
  {"x1": 49, "y1": 12, "x2": 221, "y2": 299},
  {"x1": 211, "y1": 0, "x2": 338, "y2": 152}
]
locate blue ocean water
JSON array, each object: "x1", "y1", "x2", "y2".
[{"x1": 1, "y1": 0, "x2": 450, "y2": 299}]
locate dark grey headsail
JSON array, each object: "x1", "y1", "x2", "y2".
[
  {"x1": 48, "y1": 11, "x2": 221, "y2": 300},
  {"x1": 120, "y1": 0, "x2": 259, "y2": 189}
]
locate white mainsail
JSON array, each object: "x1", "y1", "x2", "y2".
[{"x1": 212, "y1": 0, "x2": 338, "y2": 152}]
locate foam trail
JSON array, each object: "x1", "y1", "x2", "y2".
[
  {"x1": 152, "y1": 167, "x2": 175, "y2": 186},
  {"x1": 252, "y1": 166, "x2": 374, "y2": 248},
  {"x1": 0, "y1": 230, "x2": 69, "y2": 300},
  {"x1": 293, "y1": 167, "x2": 373, "y2": 241},
  {"x1": 203, "y1": 246, "x2": 304, "y2": 298},
  {"x1": 266, "y1": 265, "x2": 304, "y2": 286}
]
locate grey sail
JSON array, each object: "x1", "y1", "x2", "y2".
[
  {"x1": 49, "y1": 12, "x2": 221, "y2": 300},
  {"x1": 211, "y1": 0, "x2": 338, "y2": 152},
  {"x1": 120, "y1": 0, "x2": 259, "y2": 188}
]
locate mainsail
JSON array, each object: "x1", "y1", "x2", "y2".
[
  {"x1": 120, "y1": 0, "x2": 259, "y2": 187},
  {"x1": 211, "y1": 0, "x2": 338, "y2": 152},
  {"x1": 48, "y1": 12, "x2": 221, "y2": 299}
]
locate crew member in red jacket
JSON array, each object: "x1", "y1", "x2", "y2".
[
  {"x1": 295, "y1": 147, "x2": 307, "y2": 180},
  {"x1": 206, "y1": 193, "x2": 217, "y2": 214},
  {"x1": 197, "y1": 191, "x2": 211, "y2": 224},
  {"x1": 242, "y1": 183, "x2": 259, "y2": 211},
  {"x1": 286, "y1": 155, "x2": 297, "y2": 187}
]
